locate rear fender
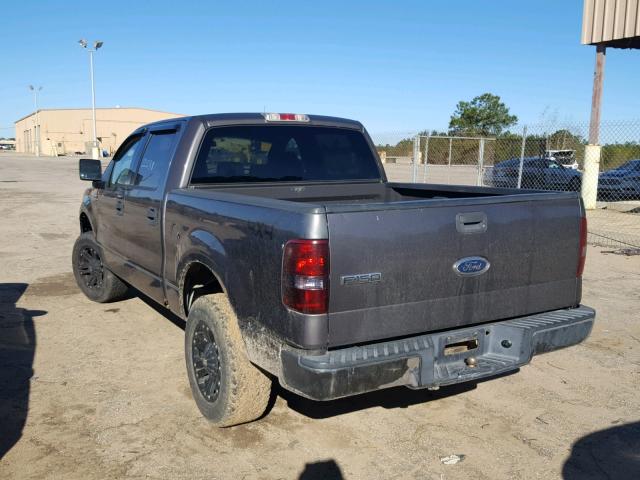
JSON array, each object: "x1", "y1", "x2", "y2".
[
  {"x1": 173, "y1": 230, "x2": 283, "y2": 373},
  {"x1": 173, "y1": 229, "x2": 229, "y2": 315}
]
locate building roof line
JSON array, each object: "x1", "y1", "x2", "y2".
[{"x1": 14, "y1": 107, "x2": 184, "y2": 124}]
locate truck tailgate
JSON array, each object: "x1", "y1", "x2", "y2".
[{"x1": 326, "y1": 196, "x2": 582, "y2": 347}]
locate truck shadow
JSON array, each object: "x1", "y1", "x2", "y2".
[
  {"x1": 136, "y1": 291, "x2": 186, "y2": 330},
  {"x1": 0, "y1": 283, "x2": 46, "y2": 460},
  {"x1": 277, "y1": 382, "x2": 476, "y2": 419},
  {"x1": 277, "y1": 370, "x2": 517, "y2": 420},
  {"x1": 562, "y1": 421, "x2": 640, "y2": 479}
]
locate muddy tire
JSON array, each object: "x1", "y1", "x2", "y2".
[
  {"x1": 72, "y1": 232, "x2": 128, "y2": 303},
  {"x1": 185, "y1": 293, "x2": 272, "y2": 427}
]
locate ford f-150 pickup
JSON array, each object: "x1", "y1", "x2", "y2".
[{"x1": 73, "y1": 112, "x2": 595, "y2": 426}]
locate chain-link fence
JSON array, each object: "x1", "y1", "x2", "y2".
[{"x1": 372, "y1": 120, "x2": 640, "y2": 248}]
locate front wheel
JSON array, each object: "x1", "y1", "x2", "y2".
[
  {"x1": 72, "y1": 232, "x2": 128, "y2": 303},
  {"x1": 185, "y1": 294, "x2": 272, "y2": 427}
]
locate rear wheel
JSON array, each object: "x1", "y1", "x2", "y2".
[
  {"x1": 72, "y1": 232, "x2": 128, "y2": 303},
  {"x1": 185, "y1": 294, "x2": 272, "y2": 426}
]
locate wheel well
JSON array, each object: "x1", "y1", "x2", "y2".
[
  {"x1": 80, "y1": 213, "x2": 92, "y2": 233},
  {"x1": 182, "y1": 262, "x2": 224, "y2": 316}
]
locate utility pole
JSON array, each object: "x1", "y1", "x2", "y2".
[
  {"x1": 588, "y1": 45, "x2": 606, "y2": 145},
  {"x1": 582, "y1": 45, "x2": 606, "y2": 209},
  {"x1": 78, "y1": 39, "x2": 104, "y2": 159},
  {"x1": 28, "y1": 85, "x2": 42, "y2": 156}
]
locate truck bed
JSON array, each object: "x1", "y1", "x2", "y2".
[{"x1": 191, "y1": 181, "x2": 504, "y2": 206}]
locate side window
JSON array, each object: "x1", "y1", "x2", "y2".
[
  {"x1": 109, "y1": 135, "x2": 145, "y2": 187},
  {"x1": 135, "y1": 131, "x2": 178, "y2": 189}
]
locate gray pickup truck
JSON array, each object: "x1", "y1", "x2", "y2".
[{"x1": 73, "y1": 113, "x2": 595, "y2": 426}]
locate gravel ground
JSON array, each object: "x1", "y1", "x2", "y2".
[{"x1": 1, "y1": 153, "x2": 639, "y2": 480}]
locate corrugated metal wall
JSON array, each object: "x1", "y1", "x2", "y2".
[{"x1": 582, "y1": 0, "x2": 640, "y2": 44}]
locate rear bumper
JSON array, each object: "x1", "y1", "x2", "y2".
[{"x1": 280, "y1": 305, "x2": 595, "y2": 401}]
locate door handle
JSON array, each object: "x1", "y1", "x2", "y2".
[
  {"x1": 146, "y1": 207, "x2": 157, "y2": 224},
  {"x1": 456, "y1": 212, "x2": 487, "y2": 234}
]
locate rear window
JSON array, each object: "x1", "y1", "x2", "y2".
[{"x1": 190, "y1": 125, "x2": 381, "y2": 184}]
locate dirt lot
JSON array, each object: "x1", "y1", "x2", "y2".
[{"x1": 1, "y1": 153, "x2": 639, "y2": 480}]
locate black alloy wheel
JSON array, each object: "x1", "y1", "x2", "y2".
[
  {"x1": 191, "y1": 320, "x2": 222, "y2": 402},
  {"x1": 77, "y1": 246, "x2": 104, "y2": 290}
]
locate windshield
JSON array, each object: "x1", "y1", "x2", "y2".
[{"x1": 191, "y1": 125, "x2": 382, "y2": 184}]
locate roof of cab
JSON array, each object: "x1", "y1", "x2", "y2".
[{"x1": 138, "y1": 112, "x2": 363, "y2": 132}]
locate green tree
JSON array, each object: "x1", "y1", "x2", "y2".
[
  {"x1": 547, "y1": 129, "x2": 583, "y2": 150},
  {"x1": 602, "y1": 142, "x2": 640, "y2": 170},
  {"x1": 449, "y1": 93, "x2": 518, "y2": 136}
]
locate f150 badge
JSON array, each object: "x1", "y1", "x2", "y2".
[
  {"x1": 453, "y1": 257, "x2": 490, "y2": 277},
  {"x1": 340, "y1": 272, "x2": 382, "y2": 285}
]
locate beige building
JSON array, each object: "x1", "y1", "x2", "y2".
[{"x1": 14, "y1": 107, "x2": 184, "y2": 156}]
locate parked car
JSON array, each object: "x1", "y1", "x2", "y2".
[
  {"x1": 598, "y1": 159, "x2": 640, "y2": 199},
  {"x1": 73, "y1": 113, "x2": 594, "y2": 426},
  {"x1": 487, "y1": 157, "x2": 582, "y2": 191}
]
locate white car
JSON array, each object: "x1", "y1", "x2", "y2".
[{"x1": 545, "y1": 150, "x2": 579, "y2": 170}]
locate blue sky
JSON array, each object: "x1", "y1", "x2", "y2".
[{"x1": 1, "y1": 0, "x2": 639, "y2": 137}]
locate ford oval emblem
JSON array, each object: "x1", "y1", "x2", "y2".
[{"x1": 453, "y1": 256, "x2": 490, "y2": 277}]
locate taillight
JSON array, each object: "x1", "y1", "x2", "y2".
[
  {"x1": 282, "y1": 239, "x2": 329, "y2": 314},
  {"x1": 577, "y1": 216, "x2": 587, "y2": 277}
]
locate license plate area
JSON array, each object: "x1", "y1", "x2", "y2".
[
  {"x1": 438, "y1": 328, "x2": 485, "y2": 360},
  {"x1": 443, "y1": 338, "x2": 479, "y2": 356}
]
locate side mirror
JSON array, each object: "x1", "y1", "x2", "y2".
[{"x1": 79, "y1": 159, "x2": 102, "y2": 182}]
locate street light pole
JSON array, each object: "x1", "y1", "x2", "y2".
[
  {"x1": 78, "y1": 39, "x2": 103, "y2": 159},
  {"x1": 89, "y1": 49, "x2": 97, "y2": 155},
  {"x1": 29, "y1": 85, "x2": 42, "y2": 156}
]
